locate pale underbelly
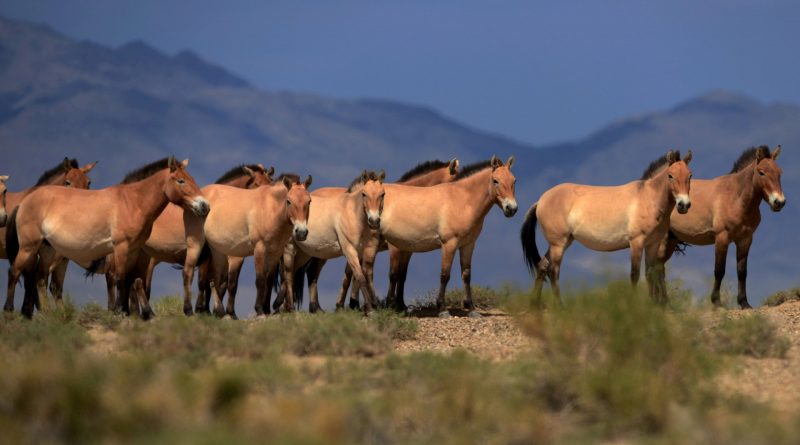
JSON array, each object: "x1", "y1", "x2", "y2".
[
  {"x1": 297, "y1": 236, "x2": 343, "y2": 259},
  {"x1": 573, "y1": 231, "x2": 629, "y2": 252},
  {"x1": 206, "y1": 237, "x2": 253, "y2": 258},
  {"x1": 383, "y1": 234, "x2": 441, "y2": 253},
  {"x1": 47, "y1": 237, "x2": 114, "y2": 264}
]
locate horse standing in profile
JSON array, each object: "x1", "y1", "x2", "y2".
[
  {"x1": 0, "y1": 158, "x2": 96, "y2": 311},
  {"x1": 660, "y1": 145, "x2": 785, "y2": 308},
  {"x1": 362, "y1": 155, "x2": 518, "y2": 317},
  {"x1": 5, "y1": 157, "x2": 207, "y2": 319},
  {"x1": 521, "y1": 150, "x2": 693, "y2": 305},
  {"x1": 202, "y1": 174, "x2": 312, "y2": 318},
  {"x1": 278, "y1": 170, "x2": 386, "y2": 314}
]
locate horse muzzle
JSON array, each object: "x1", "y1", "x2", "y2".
[
  {"x1": 502, "y1": 200, "x2": 518, "y2": 217},
  {"x1": 770, "y1": 196, "x2": 786, "y2": 212},
  {"x1": 676, "y1": 201, "x2": 691, "y2": 214},
  {"x1": 367, "y1": 211, "x2": 381, "y2": 230},
  {"x1": 293, "y1": 224, "x2": 309, "y2": 241},
  {"x1": 191, "y1": 198, "x2": 210, "y2": 217}
]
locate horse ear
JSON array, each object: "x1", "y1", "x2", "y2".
[
  {"x1": 62, "y1": 157, "x2": 72, "y2": 170},
  {"x1": 756, "y1": 147, "x2": 767, "y2": 162},
  {"x1": 0, "y1": 175, "x2": 8, "y2": 183},
  {"x1": 666, "y1": 150, "x2": 677, "y2": 165},
  {"x1": 304, "y1": 175, "x2": 313, "y2": 188},
  {"x1": 506, "y1": 155, "x2": 515, "y2": 169},
  {"x1": 242, "y1": 166, "x2": 255, "y2": 178},
  {"x1": 683, "y1": 150, "x2": 692, "y2": 165},
  {"x1": 266, "y1": 166, "x2": 275, "y2": 178},
  {"x1": 448, "y1": 158, "x2": 459, "y2": 175},
  {"x1": 490, "y1": 155, "x2": 500, "y2": 170},
  {"x1": 168, "y1": 156, "x2": 177, "y2": 172},
  {"x1": 361, "y1": 169, "x2": 369, "y2": 184},
  {"x1": 257, "y1": 163, "x2": 266, "y2": 172},
  {"x1": 772, "y1": 144, "x2": 781, "y2": 160},
  {"x1": 282, "y1": 176, "x2": 293, "y2": 190},
  {"x1": 181, "y1": 158, "x2": 190, "y2": 168},
  {"x1": 379, "y1": 170, "x2": 386, "y2": 183},
  {"x1": 82, "y1": 161, "x2": 98, "y2": 173}
]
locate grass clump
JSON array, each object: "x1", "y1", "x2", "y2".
[
  {"x1": 763, "y1": 287, "x2": 800, "y2": 307},
  {"x1": 710, "y1": 314, "x2": 789, "y2": 358}
]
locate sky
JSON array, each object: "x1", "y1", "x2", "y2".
[{"x1": 1, "y1": 0, "x2": 799, "y2": 145}]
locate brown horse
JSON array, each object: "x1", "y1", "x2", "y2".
[
  {"x1": 278, "y1": 170, "x2": 386, "y2": 314},
  {"x1": 661, "y1": 145, "x2": 785, "y2": 308},
  {"x1": 202, "y1": 174, "x2": 312, "y2": 318},
  {"x1": 521, "y1": 150, "x2": 693, "y2": 305},
  {"x1": 94, "y1": 164, "x2": 275, "y2": 315},
  {"x1": 0, "y1": 158, "x2": 96, "y2": 311},
  {"x1": 5, "y1": 157, "x2": 207, "y2": 319},
  {"x1": 362, "y1": 156, "x2": 517, "y2": 317},
  {"x1": 274, "y1": 159, "x2": 460, "y2": 312}
]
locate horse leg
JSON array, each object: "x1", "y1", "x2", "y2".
[
  {"x1": 195, "y1": 258, "x2": 212, "y2": 314},
  {"x1": 5, "y1": 234, "x2": 44, "y2": 314},
  {"x1": 132, "y1": 277, "x2": 153, "y2": 320},
  {"x1": 735, "y1": 236, "x2": 753, "y2": 309},
  {"x1": 144, "y1": 255, "x2": 157, "y2": 300},
  {"x1": 35, "y1": 246, "x2": 57, "y2": 310},
  {"x1": 209, "y1": 250, "x2": 228, "y2": 317},
  {"x1": 644, "y1": 241, "x2": 667, "y2": 304},
  {"x1": 225, "y1": 256, "x2": 245, "y2": 319},
  {"x1": 347, "y1": 271, "x2": 360, "y2": 310},
  {"x1": 253, "y1": 244, "x2": 272, "y2": 316},
  {"x1": 49, "y1": 257, "x2": 69, "y2": 305},
  {"x1": 436, "y1": 240, "x2": 458, "y2": 318},
  {"x1": 459, "y1": 242, "x2": 480, "y2": 318},
  {"x1": 387, "y1": 245, "x2": 411, "y2": 311},
  {"x1": 546, "y1": 239, "x2": 570, "y2": 306},
  {"x1": 710, "y1": 234, "x2": 730, "y2": 307},
  {"x1": 629, "y1": 237, "x2": 644, "y2": 288},
  {"x1": 335, "y1": 263, "x2": 353, "y2": 310},
  {"x1": 264, "y1": 264, "x2": 278, "y2": 315},
  {"x1": 395, "y1": 252, "x2": 412, "y2": 312},
  {"x1": 104, "y1": 254, "x2": 115, "y2": 310},
  {"x1": 307, "y1": 258, "x2": 327, "y2": 313},
  {"x1": 342, "y1": 243, "x2": 375, "y2": 315},
  {"x1": 112, "y1": 244, "x2": 133, "y2": 315}
]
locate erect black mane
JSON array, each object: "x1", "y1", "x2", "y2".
[
  {"x1": 347, "y1": 171, "x2": 381, "y2": 192},
  {"x1": 215, "y1": 164, "x2": 263, "y2": 184},
  {"x1": 35, "y1": 158, "x2": 79, "y2": 186},
  {"x1": 277, "y1": 173, "x2": 300, "y2": 184},
  {"x1": 397, "y1": 160, "x2": 449, "y2": 182},
  {"x1": 121, "y1": 157, "x2": 172, "y2": 184},
  {"x1": 640, "y1": 151, "x2": 680, "y2": 180},
  {"x1": 452, "y1": 160, "x2": 492, "y2": 181},
  {"x1": 730, "y1": 145, "x2": 770, "y2": 173}
]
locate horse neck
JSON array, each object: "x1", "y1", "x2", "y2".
[
  {"x1": 221, "y1": 176, "x2": 252, "y2": 189},
  {"x1": 449, "y1": 168, "x2": 494, "y2": 216},
  {"x1": 642, "y1": 169, "x2": 674, "y2": 211},
  {"x1": 400, "y1": 169, "x2": 449, "y2": 186},
  {"x1": 265, "y1": 184, "x2": 291, "y2": 227},
  {"x1": 729, "y1": 165, "x2": 761, "y2": 212},
  {"x1": 118, "y1": 170, "x2": 171, "y2": 226}
]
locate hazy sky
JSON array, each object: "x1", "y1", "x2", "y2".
[{"x1": 1, "y1": 0, "x2": 798, "y2": 144}]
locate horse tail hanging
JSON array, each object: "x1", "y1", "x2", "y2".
[{"x1": 520, "y1": 203, "x2": 543, "y2": 275}]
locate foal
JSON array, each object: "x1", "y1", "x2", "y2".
[
  {"x1": 5, "y1": 157, "x2": 207, "y2": 318},
  {"x1": 661, "y1": 145, "x2": 785, "y2": 308},
  {"x1": 202, "y1": 174, "x2": 312, "y2": 318},
  {"x1": 521, "y1": 150, "x2": 692, "y2": 304}
]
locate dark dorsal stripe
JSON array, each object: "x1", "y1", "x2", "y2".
[
  {"x1": 215, "y1": 164, "x2": 263, "y2": 184},
  {"x1": 452, "y1": 160, "x2": 492, "y2": 181},
  {"x1": 35, "y1": 158, "x2": 79, "y2": 186},
  {"x1": 277, "y1": 173, "x2": 300, "y2": 184},
  {"x1": 640, "y1": 151, "x2": 680, "y2": 180},
  {"x1": 397, "y1": 160, "x2": 449, "y2": 182},
  {"x1": 121, "y1": 157, "x2": 171, "y2": 184},
  {"x1": 730, "y1": 145, "x2": 770, "y2": 173}
]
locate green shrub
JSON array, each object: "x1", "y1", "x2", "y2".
[
  {"x1": 710, "y1": 314, "x2": 789, "y2": 358},
  {"x1": 762, "y1": 287, "x2": 800, "y2": 307}
]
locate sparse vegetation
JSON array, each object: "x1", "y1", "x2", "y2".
[
  {"x1": 0, "y1": 282, "x2": 798, "y2": 444},
  {"x1": 763, "y1": 287, "x2": 800, "y2": 307}
]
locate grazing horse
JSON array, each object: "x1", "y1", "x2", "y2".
[
  {"x1": 362, "y1": 156, "x2": 517, "y2": 318},
  {"x1": 521, "y1": 150, "x2": 693, "y2": 305},
  {"x1": 203, "y1": 174, "x2": 312, "y2": 318},
  {"x1": 279, "y1": 170, "x2": 386, "y2": 314},
  {"x1": 5, "y1": 157, "x2": 208, "y2": 319},
  {"x1": 96, "y1": 164, "x2": 275, "y2": 315},
  {"x1": 0, "y1": 175, "x2": 8, "y2": 227},
  {"x1": 273, "y1": 159, "x2": 460, "y2": 312},
  {"x1": 0, "y1": 158, "x2": 96, "y2": 311},
  {"x1": 660, "y1": 145, "x2": 785, "y2": 308}
]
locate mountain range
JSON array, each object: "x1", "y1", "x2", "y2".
[{"x1": 1, "y1": 15, "x2": 797, "y2": 310}]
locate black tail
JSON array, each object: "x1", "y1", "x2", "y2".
[
  {"x1": 5, "y1": 207, "x2": 19, "y2": 266},
  {"x1": 520, "y1": 203, "x2": 542, "y2": 275},
  {"x1": 83, "y1": 257, "x2": 107, "y2": 278},
  {"x1": 293, "y1": 259, "x2": 310, "y2": 310}
]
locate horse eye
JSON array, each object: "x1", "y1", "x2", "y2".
[
  {"x1": 668, "y1": 174, "x2": 673, "y2": 180},
  {"x1": 176, "y1": 178, "x2": 186, "y2": 185},
  {"x1": 758, "y1": 170, "x2": 765, "y2": 176},
  {"x1": 361, "y1": 192, "x2": 366, "y2": 197},
  {"x1": 287, "y1": 200, "x2": 292, "y2": 206},
  {"x1": 65, "y1": 180, "x2": 72, "y2": 186},
  {"x1": 492, "y1": 179, "x2": 499, "y2": 186}
]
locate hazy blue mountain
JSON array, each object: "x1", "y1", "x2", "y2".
[{"x1": 1, "y1": 16, "x2": 796, "y2": 311}]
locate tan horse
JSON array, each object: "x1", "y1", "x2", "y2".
[
  {"x1": 5, "y1": 157, "x2": 208, "y2": 318},
  {"x1": 661, "y1": 145, "x2": 785, "y2": 308},
  {"x1": 275, "y1": 159, "x2": 460, "y2": 312},
  {"x1": 0, "y1": 175, "x2": 8, "y2": 227},
  {"x1": 521, "y1": 150, "x2": 693, "y2": 305},
  {"x1": 0, "y1": 158, "x2": 96, "y2": 311},
  {"x1": 362, "y1": 156, "x2": 517, "y2": 317},
  {"x1": 92, "y1": 164, "x2": 275, "y2": 315},
  {"x1": 203, "y1": 174, "x2": 312, "y2": 318},
  {"x1": 278, "y1": 171, "x2": 386, "y2": 314}
]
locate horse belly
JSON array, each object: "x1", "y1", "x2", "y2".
[
  {"x1": 572, "y1": 227, "x2": 629, "y2": 252},
  {"x1": 383, "y1": 235, "x2": 440, "y2": 253},
  {"x1": 297, "y1": 239, "x2": 342, "y2": 259},
  {"x1": 42, "y1": 220, "x2": 113, "y2": 263}
]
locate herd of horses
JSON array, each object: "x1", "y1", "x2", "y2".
[{"x1": 0, "y1": 144, "x2": 785, "y2": 321}]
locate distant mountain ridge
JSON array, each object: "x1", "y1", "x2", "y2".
[{"x1": 0, "y1": 15, "x2": 797, "y2": 308}]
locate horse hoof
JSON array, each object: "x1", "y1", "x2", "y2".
[
  {"x1": 227, "y1": 312, "x2": 239, "y2": 320},
  {"x1": 141, "y1": 308, "x2": 154, "y2": 321},
  {"x1": 438, "y1": 311, "x2": 452, "y2": 319},
  {"x1": 183, "y1": 305, "x2": 194, "y2": 316},
  {"x1": 739, "y1": 301, "x2": 753, "y2": 310},
  {"x1": 255, "y1": 314, "x2": 267, "y2": 320},
  {"x1": 349, "y1": 301, "x2": 360, "y2": 311},
  {"x1": 467, "y1": 311, "x2": 482, "y2": 319},
  {"x1": 213, "y1": 307, "x2": 226, "y2": 318}
]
